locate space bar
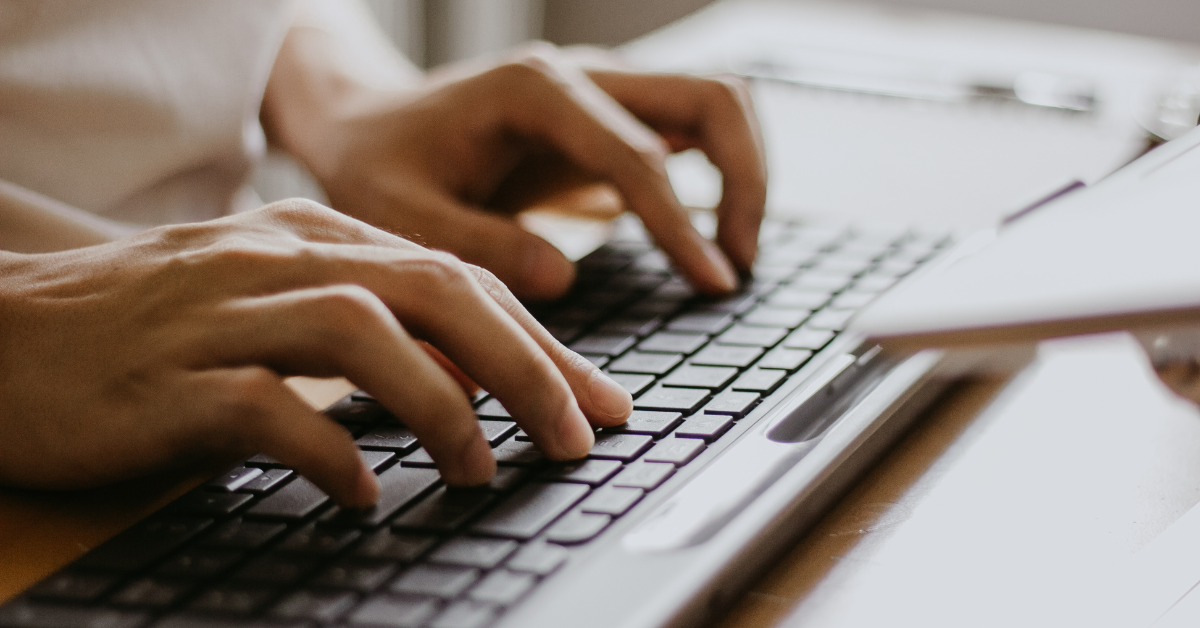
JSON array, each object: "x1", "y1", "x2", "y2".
[{"x1": 469, "y1": 482, "x2": 589, "y2": 539}]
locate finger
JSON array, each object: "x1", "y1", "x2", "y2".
[
  {"x1": 483, "y1": 50, "x2": 739, "y2": 294},
  {"x1": 198, "y1": 366, "x2": 380, "y2": 508},
  {"x1": 418, "y1": 340, "x2": 480, "y2": 396},
  {"x1": 466, "y1": 264, "x2": 633, "y2": 427},
  {"x1": 201, "y1": 285, "x2": 497, "y2": 486},
  {"x1": 586, "y1": 70, "x2": 768, "y2": 270}
]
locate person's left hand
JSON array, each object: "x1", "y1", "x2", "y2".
[{"x1": 264, "y1": 39, "x2": 767, "y2": 300}]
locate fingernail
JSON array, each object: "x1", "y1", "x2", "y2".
[
  {"x1": 702, "y1": 240, "x2": 739, "y2": 292},
  {"x1": 556, "y1": 410, "x2": 595, "y2": 460},
  {"x1": 589, "y1": 369, "x2": 632, "y2": 422},
  {"x1": 351, "y1": 462, "x2": 380, "y2": 508},
  {"x1": 522, "y1": 243, "x2": 575, "y2": 299},
  {"x1": 454, "y1": 435, "x2": 496, "y2": 486}
]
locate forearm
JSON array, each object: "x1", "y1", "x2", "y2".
[{"x1": 0, "y1": 179, "x2": 132, "y2": 254}]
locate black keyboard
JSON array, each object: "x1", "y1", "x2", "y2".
[{"x1": 0, "y1": 220, "x2": 948, "y2": 628}]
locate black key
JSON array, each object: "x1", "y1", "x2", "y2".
[
  {"x1": 312, "y1": 558, "x2": 397, "y2": 592},
  {"x1": 360, "y1": 450, "x2": 395, "y2": 472},
  {"x1": 690, "y1": 344, "x2": 762, "y2": 368},
  {"x1": 579, "y1": 486, "x2": 643, "y2": 515},
  {"x1": 543, "y1": 323, "x2": 581, "y2": 344},
  {"x1": 545, "y1": 511, "x2": 611, "y2": 545},
  {"x1": 626, "y1": 297, "x2": 683, "y2": 317},
  {"x1": 783, "y1": 327, "x2": 836, "y2": 350},
  {"x1": 156, "y1": 549, "x2": 243, "y2": 578},
  {"x1": 637, "y1": 331, "x2": 708, "y2": 354},
  {"x1": 400, "y1": 447, "x2": 435, "y2": 467},
  {"x1": 27, "y1": 572, "x2": 116, "y2": 603},
  {"x1": 767, "y1": 289, "x2": 830, "y2": 309},
  {"x1": 703, "y1": 391, "x2": 760, "y2": 417},
  {"x1": 270, "y1": 589, "x2": 357, "y2": 622},
  {"x1": 479, "y1": 420, "x2": 518, "y2": 446},
  {"x1": 76, "y1": 515, "x2": 211, "y2": 572},
  {"x1": 390, "y1": 564, "x2": 480, "y2": 598},
  {"x1": 514, "y1": 428, "x2": 531, "y2": 441},
  {"x1": 277, "y1": 523, "x2": 360, "y2": 555},
  {"x1": 608, "y1": 410, "x2": 683, "y2": 438},
  {"x1": 327, "y1": 399, "x2": 393, "y2": 424},
  {"x1": 172, "y1": 490, "x2": 253, "y2": 517},
  {"x1": 351, "y1": 389, "x2": 377, "y2": 402},
  {"x1": 349, "y1": 594, "x2": 438, "y2": 627},
  {"x1": 633, "y1": 386, "x2": 710, "y2": 414},
  {"x1": 569, "y1": 333, "x2": 636, "y2": 356},
  {"x1": 580, "y1": 354, "x2": 609, "y2": 368},
  {"x1": 806, "y1": 308, "x2": 855, "y2": 331},
  {"x1": 429, "y1": 538, "x2": 519, "y2": 569},
  {"x1": 239, "y1": 468, "x2": 292, "y2": 493},
  {"x1": 661, "y1": 364, "x2": 738, "y2": 389},
  {"x1": 469, "y1": 482, "x2": 589, "y2": 539},
  {"x1": 110, "y1": 577, "x2": 193, "y2": 608},
  {"x1": 392, "y1": 487, "x2": 495, "y2": 532},
  {"x1": 467, "y1": 569, "x2": 537, "y2": 605},
  {"x1": 666, "y1": 312, "x2": 734, "y2": 334},
  {"x1": 540, "y1": 459, "x2": 621, "y2": 486},
  {"x1": 330, "y1": 466, "x2": 440, "y2": 527},
  {"x1": 188, "y1": 585, "x2": 276, "y2": 615},
  {"x1": 206, "y1": 466, "x2": 263, "y2": 492},
  {"x1": 200, "y1": 518, "x2": 286, "y2": 550},
  {"x1": 731, "y1": 368, "x2": 787, "y2": 393},
  {"x1": 643, "y1": 438, "x2": 706, "y2": 466},
  {"x1": 355, "y1": 530, "x2": 438, "y2": 562},
  {"x1": 597, "y1": 315, "x2": 662, "y2": 337},
  {"x1": 485, "y1": 466, "x2": 529, "y2": 492},
  {"x1": 610, "y1": 461, "x2": 675, "y2": 490},
  {"x1": 474, "y1": 398, "x2": 510, "y2": 419},
  {"x1": 232, "y1": 552, "x2": 319, "y2": 584},
  {"x1": 356, "y1": 425, "x2": 419, "y2": 453},
  {"x1": 674, "y1": 414, "x2": 734, "y2": 442},
  {"x1": 245, "y1": 477, "x2": 328, "y2": 520},
  {"x1": 606, "y1": 372, "x2": 656, "y2": 397},
  {"x1": 492, "y1": 439, "x2": 544, "y2": 466},
  {"x1": 741, "y1": 306, "x2": 810, "y2": 328},
  {"x1": 716, "y1": 324, "x2": 788, "y2": 347},
  {"x1": 0, "y1": 601, "x2": 146, "y2": 628},
  {"x1": 650, "y1": 277, "x2": 695, "y2": 299},
  {"x1": 607, "y1": 351, "x2": 682, "y2": 375},
  {"x1": 588, "y1": 433, "x2": 653, "y2": 461},
  {"x1": 505, "y1": 543, "x2": 567, "y2": 576},
  {"x1": 757, "y1": 347, "x2": 812, "y2": 371},
  {"x1": 695, "y1": 292, "x2": 758, "y2": 314},
  {"x1": 430, "y1": 600, "x2": 498, "y2": 628}
]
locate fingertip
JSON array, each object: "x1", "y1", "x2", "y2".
[
  {"x1": 348, "y1": 460, "x2": 381, "y2": 508},
  {"x1": 587, "y1": 368, "x2": 632, "y2": 426},
  {"x1": 518, "y1": 241, "x2": 576, "y2": 300},
  {"x1": 698, "y1": 240, "x2": 739, "y2": 294},
  {"x1": 446, "y1": 435, "x2": 496, "y2": 487},
  {"x1": 554, "y1": 408, "x2": 596, "y2": 460}
]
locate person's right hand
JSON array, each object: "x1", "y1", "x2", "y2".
[{"x1": 0, "y1": 199, "x2": 633, "y2": 507}]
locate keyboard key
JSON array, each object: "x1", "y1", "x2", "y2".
[
  {"x1": 716, "y1": 324, "x2": 788, "y2": 347},
  {"x1": 469, "y1": 482, "x2": 589, "y2": 539},
  {"x1": 661, "y1": 364, "x2": 738, "y2": 389},
  {"x1": 540, "y1": 459, "x2": 622, "y2": 485},
  {"x1": 703, "y1": 391, "x2": 760, "y2": 417},
  {"x1": 390, "y1": 564, "x2": 480, "y2": 598},
  {"x1": 206, "y1": 466, "x2": 263, "y2": 492},
  {"x1": 690, "y1": 344, "x2": 762, "y2": 368},
  {"x1": 543, "y1": 324, "x2": 581, "y2": 344},
  {"x1": 349, "y1": 594, "x2": 439, "y2": 627},
  {"x1": 545, "y1": 511, "x2": 611, "y2": 545},
  {"x1": 831, "y1": 291, "x2": 877, "y2": 309},
  {"x1": 393, "y1": 487, "x2": 495, "y2": 532},
  {"x1": 606, "y1": 373, "x2": 656, "y2": 397},
  {"x1": 491, "y1": 439, "x2": 544, "y2": 466},
  {"x1": 171, "y1": 490, "x2": 253, "y2": 517},
  {"x1": 330, "y1": 466, "x2": 440, "y2": 527},
  {"x1": 783, "y1": 327, "x2": 836, "y2": 350},
  {"x1": 430, "y1": 600, "x2": 498, "y2": 628},
  {"x1": 399, "y1": 447, "x2": 435, "y2": 468},
  {"x1": 580, "y1": 354, "x2": 609, "y2": 368},
  {"x1": 77, "y1": 515, "x2": 212, "y2": 572},
  {"x1": 569, "y1": 333, "x2": 636, "y2": 356},
  {"x1": 155, "y1": 549, "x2": 242, "y2": 579},
  {"x1": 245, "y1": 477, "x2": 328, "y2": 520},
  {"x1": 0, "y1": 602, "x2": 146, "y2": 628},
  {"x1": 767, "y1": 289, "x2": 830, "y2": 309},
  {"x1": 478, "y1": 420, "x2": 518, "y2": 446},
  {"x1": 637, "y1": 331, "x2": 708, "y2": 354},
  {"x1": 232, "y1": 552, "x2": 319, "y2": 585},
  {"x1": 580, "y1": 485, "x2": 643, "y2": 515},
  {"x1": 238, "y1": 468, "x2": 292, "y2": 493},
  {"x1": 187, "y1": 586, "x2": 274, "y2": 615},
  {"x1": 757, "y1": 348, "x2": 813, "y2": 371},
  {"x1": 848, "y1": 274, "x2": 898, "y2": 293},
  {"x1": 626, "y1": 297, "x2": 683, "y2": 317},
  {"x1": 357, "y1": 425, "x2": 419, "y2": 453},
  {"x1": 731, "y1": 368, "x2": 787, "y2": 393},
  {"x1": 666, "y1": 312, "x2": 734, "y2": 334},
  {"x1": 430, "y1": 538, "x2": 519, "y2": 569},
  {"x1": 27, "y1": 572, "x2": 116, "y2": 603},
  {"x1": 271, "y1": 589, "x2": 356, "y2": 622},
  {"x1": 485, "y1": 466, "x2": 529, "y2": 492},
  {"x1": 643, "y1": 438, "x2": 706, "y2": 466},
  {"x1": 587, "y1": 433, "x2": 653, "y2": 461},
  {"x1": 807, "y1": 308, "x2": 856, "y2": 331},
  {"x1": 200, "y1": 518, "x2": 286, "y2": 550},
  {"x1": 360, "y1": 450, "x2": 395, "y2": 472},
  {"x1": 355, "y1": 530, "x2": 437, "y2": 562},
  {"x1": 327, "y1": 400, "x2": 393, "y2": 424},
  {"x1": 608, "y1": 410, "x2": 683, "y2": 437},
  {"x1": 109, "y1": 577, "x2": 192, "y2": 608},
  {"x1": 277, "y1": 523, "x2": 360, "y2": 555},
  {"x1": 607, "y1": 351, "x2": 682, "y2": 375},
  {"x1": 468, "y1": 569, "x2": 537, "y2": 605},
  {"x1": 610, "y1": 462, "x2": 675, "y2": 490},
  {"x1": 792, "y1": 272, "x2": 854, "y2": 291},
  {"x1": 634, "y1": 386, "x2": 710, "y2": 414},
  {"x1": 598, "y1": 315, "x2": 662, "y2": 337},
  {"x1": 312, "y1": 558, "x2": 398, "y2": 592},
  {"x1": 506, "y1": 543, "x2": 567, "y2": 576},
  {"x1": 475, "y1": 398, "x2": 510, "y2": 419},
  {"x1": 741, "y1": 306, "x2": 810, "y2": 328},
  {"x1": 694, "y1": 292, "x2": 758, "y2": 314},
  {"x1": 674, "y1": 414, "x2": 734, "y2": 441}
]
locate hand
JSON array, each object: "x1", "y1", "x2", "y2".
[
  {"x1": 0, "y1": 200, "x2": 633, "y2": 506},
  {"x1": 264, "y1": 37, "x2": 767, "y2": 300},
  {"x1": 1136, "y1": 329, "x2": 1200, "y2": 405}
]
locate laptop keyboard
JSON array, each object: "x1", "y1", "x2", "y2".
[{"x1": 0, "y1": 221, "x2": 948, "y2": 628}]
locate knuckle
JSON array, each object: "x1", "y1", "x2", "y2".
[
  {"x1": 311, "y1": 285, "x2": 392, "y2": 332},
  {"x1": 406, "y1": 252, "x2": 475, "y2": 296},
  {"x1": 264, "y1": 197, "x2": 335, "y2": 224},
  {"x1": 706, "y1": 74, "x2": 751, "y2": 103},
  {"x1": 215, "y1": 368, "x2": 279, "y2": 426}
]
